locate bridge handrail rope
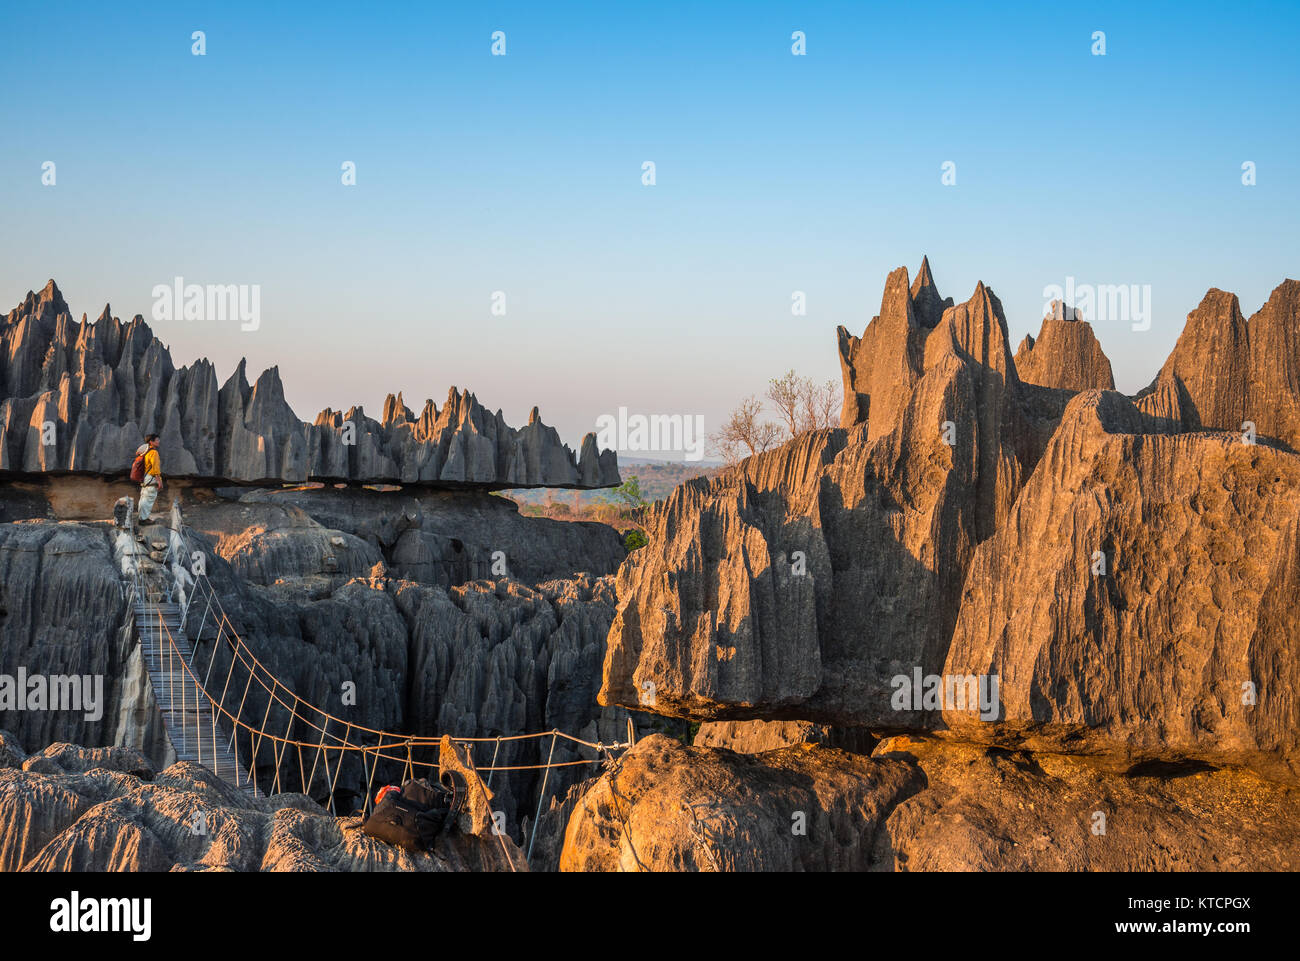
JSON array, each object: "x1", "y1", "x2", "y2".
[
  {"x1": 129, "y1": 500, "x2": 636, "y2": 827},
  {"x1": 181, "y1": 572, "x2": 623, "y2": 755},
  {"x1": 147, "y1": 605, "x2": 623, "y2": 795}
]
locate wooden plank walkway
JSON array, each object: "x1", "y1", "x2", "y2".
[{"x1": 135, "y1": 601, "x2": 257, "y2": 795}]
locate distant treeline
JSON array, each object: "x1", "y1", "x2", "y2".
[{"x1": 504, "y1": 460, "x2": 722, "y2": 516}]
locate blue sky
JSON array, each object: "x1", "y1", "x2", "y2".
[{"x1": 2, "y1": 1, "x2": 1297, "y2": 458}]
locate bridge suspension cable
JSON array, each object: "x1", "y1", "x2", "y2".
[{"x1": 122, "y1": 500, "x2": 635, "y2": 858}]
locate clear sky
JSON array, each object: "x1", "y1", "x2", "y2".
[{"x1": 2, "y1": 1, "x2": 1296, "y2": 459}]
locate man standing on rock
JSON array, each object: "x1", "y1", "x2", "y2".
[{"x1": 135, "y1": 434, "x2": 163, "y2": 526}]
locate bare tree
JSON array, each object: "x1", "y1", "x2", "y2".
[
  {"x1": 766, "y1": 370, "x2": 803, "y2": 439},
  {"x1": 799, "y1": 378, "x2": 839, "y2": 432},
  {"x1": 714, "y1": 373, "x2": 838, "y2": 467},
  {"x1": 768, "y1": 371, "x2": 839, "y2": 438},
  {"x1": 709, "y1": 395, "x2": 782, "y2": 466}
]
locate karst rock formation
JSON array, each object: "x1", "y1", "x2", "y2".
[
  {"x1": 560, "y1": 732, "x2": 1300, "y2": 871},
  {"x1": 0, "y1": 737, "x2": 525, "y2": 871},
  {"x1": 598, "y1": 258, "x2": 1300, "y2": 782},
  {"x1": 0, "y1": 281, "x2": 619, "y2": 488},
  {"x1": 1014, "y1": 302, "x2": 1115, "y2": 393},
  {"x1": 8, "y1": 262, "x2": 1300, "y2": 873}
]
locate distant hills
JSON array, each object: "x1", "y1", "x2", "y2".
[{"x1": 506, "y1": 458, "x2": 723, "y2": 509}]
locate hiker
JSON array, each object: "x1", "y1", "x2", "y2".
[{"x1": 131, "y1": 434, "x2": 163, "y2": 526}]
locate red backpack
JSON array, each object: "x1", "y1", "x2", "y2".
[{"x1": 130, "y1": 450, "x2": 146, "y2": 483}]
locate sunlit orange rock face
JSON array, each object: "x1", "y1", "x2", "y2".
[{"x1": 601, "y1": 261, "x2": 1300, "y2": 780}]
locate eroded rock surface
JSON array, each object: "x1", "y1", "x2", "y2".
[
  {"x1": 558, "y1": 734, "x2": 1300, "y2": 871},
  {"x1": 693, "y1": 720, "x2": 875, "y2": 755},
  {"x1": 1138, "y1": 281, "x2": 1300, "y2": 450},
  {"x1": 0, "y1": 281, "x2": 618, "y2": 488},
  {"x1": 943, "y1": 390, "x2": 1300, "y2": 776},
  {"x1": 191, "y1": 558, "x2": 645, "y2": 830},
  {"x1": 183, "y1": 484, "x2": 625, "y2": 589},
  {"x1": 559, "y1": 734, "x2": 920, "y2": 871},
  {"x1": 603, "y1": 264, "x2": 1037, "y2": 725},
  {"x1": 599, "y1": 262, "x2": 1300, "y2": 782},
  {"x1": 1014, "y1": 310, "x2": 1114, "y2": 393},
  {"x1": 0, "y1": 497, "x2": 641, "y2": 833},
  {"x1": 0, "y1": 734, "x2": 523, "y2": 871},
  {"x1": 0, "y1": 521, "x2": 136, "y2": 753},
  {"x1": 12, "y1": 261, "x2": 1300, "y2": 874},
  {"x1": 871, "y1": 736, "x2": 1300, "y2": 871}
]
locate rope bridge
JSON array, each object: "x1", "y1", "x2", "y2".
[{"x1": 121, "y1": 501, "x2": 633, "y2": 861}]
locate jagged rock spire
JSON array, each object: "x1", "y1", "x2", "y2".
[
  {"x1": 605, "y1": 264, "x2": 1300, "y2": 784},
  {"x1": 1014, "y1": 306, "x2": 1115, "y2": 393},
  {"x1": 1139, "y1": 279, "x2": 1300, "y2": 448},
  {"x1": 909, "y1": 256, "x2": 953, "y2": 329},
  {"x1": 0, "y1": 282, "x2": 620, "y2": 488}
]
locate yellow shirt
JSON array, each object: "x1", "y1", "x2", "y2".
[{"x1": 143, "y1": 448, "x2": 161, "y2": 478}]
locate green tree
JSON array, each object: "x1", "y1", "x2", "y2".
[{"x1": 609, "y1": 475, "x2": 649, "y2": 511}]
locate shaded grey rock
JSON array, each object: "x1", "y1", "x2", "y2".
[
  {"x1": 389, "y1": 574, "x2": 645, "y2": 829},
  {"x1": 0, "y1": 521, "x2": 129, "y2": 753},
  {"x1": 7, "y1": 752, "x2": 521, "y2": 871},
  {"x1": 1, "y1": 502, "x2": 637, "y2": 835},
  {"x1": 223, "y1": 524, "x2": 383, "y2": 586},
  {"x1": 0, "y1": 282, "x2": 618, "y2": 489},
  {"x1": 0, "y1": 729, "x2": 26, "y2": 768},
  {"x1": 173, "y1": 523, "x2": 645, "y2": 832},
  {"x1": 183, "y1": 484, "x2": 625, "y2": 589}
]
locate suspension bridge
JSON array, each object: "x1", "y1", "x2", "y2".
[{"x1": 119, "y1": 499, "x2": 634, "y2": 861}]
